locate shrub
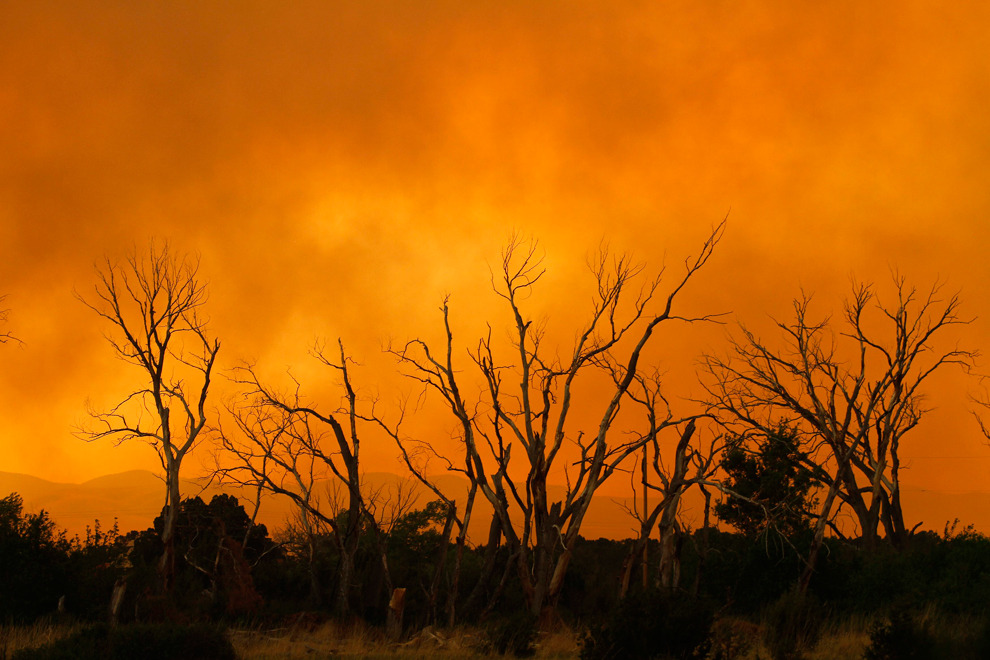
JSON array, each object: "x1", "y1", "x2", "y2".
[
  {"x1": 483, "y1": 610, "x2": 538, "y2": 657},
  {"x1": 11, "y1": 623, "x2": 237, "y2": 660},
  {"x1": 579, "y1": 589, "x2": 714, "y2": 660},
  {"x1": 863, "y1": 611, "x2": 936, "y2": 660},
  {"x1": 761, "y1": 588, "x2": 824, "y2": 660},
  {"x1": 0, "y1": 494, "x2": 73, "y2": 621}
]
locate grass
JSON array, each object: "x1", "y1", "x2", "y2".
[
  {"x1": 18, "y1": 613, "x2": 990, "y2": 659},
  {"x1": 804, "y1": 615, "x2": 872, "y2": 660},
  {"x1": 702, "y1": 614, "x2": 871, "y2": 660},
  {"x1": 0, "y1": 617, "x2": 861, "y2": 660},
  {"x1": 0, "y1": 620, "x2": 82, "y2": 658},
  {"x1": 0, "y1": 619, "x2": 577, "y2": 660},
  {"x1": 230, "y1": 620, "x2": 580, "y2": 659}
]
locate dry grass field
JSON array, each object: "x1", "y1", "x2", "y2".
[
  {"x1": 0, "y1": 617, "x2": 872, "y2": 660},
  {"x1": 0, "y1": 619, "x2": 580, "y2": 660},
  {"x1": 229, "y1": 621, "x2": 579, "y2": 659},
  {"x1": 18, "y1": 614, "x2": 988, "y2": 659},
  {"x1": 0, "y1": 621, "x2": 81, "y2": 658}
]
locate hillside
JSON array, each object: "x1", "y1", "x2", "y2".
[{"x1": 0, "y1": 470, "x2": 987, "y2": 540}]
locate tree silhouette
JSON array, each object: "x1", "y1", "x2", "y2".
[
  {"x1": 703, "y1": 276, "x2": 974, "y2": 590},
  {"x1": 715, "y1": 426, "x2": 818, "y2": 541},
  {"x1": 393, "y1": 222, "x2": 725, "y2": 623},
  {"x1": 78, "y1": 242, "x2": 221, "y2": 596},
  {"x1": 219, "y1": 341, "x2": 385, "y2": 616},
  {"x1": 0, "y1": 295, "x2": 19, "y2": 346}
]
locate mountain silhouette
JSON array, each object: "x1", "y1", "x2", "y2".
[{"x1": 0, "y1": 470, "x2": 985, "y2": 540}]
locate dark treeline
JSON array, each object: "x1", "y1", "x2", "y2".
[{"x1": 3, "y1": 490, "x2": 990, "y2": 658}]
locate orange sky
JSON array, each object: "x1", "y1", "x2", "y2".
[{"x1": 1, "y1": 1, "x2": 990, "y2": 508}]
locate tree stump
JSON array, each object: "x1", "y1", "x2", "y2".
[
  {"x1": 386, "y1": 587, "x2": 406, "y2": 641},
  {"x1": 110, "y1": 578, "x2": 127, "y2": 626}
]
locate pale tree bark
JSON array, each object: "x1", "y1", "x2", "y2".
[
  {"x1": 394, "y1": 223, "x2": 724, "y2": 624},
  {"x1": 77, "y1": 243, "x2": 220, "y2": 595},
  {"x1": 219, "y1": 340, "x2": 404, "y2": 616},
  {"x1": 216, "y1": 393, "x2": 327, "y2": 604},
  {"x1": 616, "y1": 412, "x2": 719, "y2": 598},
  {"x1": 361, "y1": 477, "x2": 421, "y2": 605},
  {"x1": 382, "y1": 299, "x2": 485, "y2": 626},
  {"x1": 703, "y1": 276, "x2": 973, "y2": 577}
]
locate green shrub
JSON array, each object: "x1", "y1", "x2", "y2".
[
  {"x1": 11, "y1": 623, "x2": 237, "y2": 660},
  {"x1": 579, "y1": 590, "x2": 714, "y2": 660}
]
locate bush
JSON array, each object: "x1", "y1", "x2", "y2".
[
  {"x1": 0, "y1": 494, "x2": 73, "y2": 621},
  {"x1": 11, "y1": 623, "x2": 237, "y2": 660},
  {"x1": 579, "y1": 590, "x2": 714, "y2": 660},
  {"x1": 761, "y1": 588, "x2": 824, "y2": 660},
  {"x1": 484, "y1": 610, "x2": 538, "y2": 657},
  {"x1": 863, "y1": 611, "x2": 936, "y2": 660}
]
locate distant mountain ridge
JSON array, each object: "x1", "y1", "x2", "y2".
[{"x1": 0, "y1": 470, "x2": 987, "y2": 540}]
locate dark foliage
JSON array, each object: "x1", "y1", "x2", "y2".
[
  {"x1": 482, "y1": 610, "x2": 538, "y2": 657},
  {"x1": 0, "y1": 494, "x2": 72, "y2": 621},
  {"x1": 5, "y1": 480, "x2": 990, "y2": 660},
  {"x1": 761, "y1": 588, "x2": 824, "y2": 660},
  {"x1": 61, "y1": 519, "x2": 131, "y2": 621},
  {"x1": 864, "y1": 612, "x2": 937, "y2": 660},
  {"x1": 579, "y1": 590, "x2": 714, "y2": 660},
  {"x1": 715, "y1": 427, "x2": 817, "y2": 541},
  {"x1": 557, "y1": 537, "x2": 628, "y2": 619},
  {"x1": 144, "y1": 494, "x2": 276, "y2": 619},
  {"x1": 813, "y1": 528, "x2": 990, "y2": 616},
  {"x1": 11, "y1": 623, "x2": 237, "y2": 660},
  {"x1": 693, "y1": 528, "x2": 805, "y2": 613}
]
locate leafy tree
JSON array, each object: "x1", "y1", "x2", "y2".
[
  {"x1": 715, "y1": 427, "x2": 818, "y2": 542},
  {"x1": 63, "y1": 519, "x2": 132, "y2": 620},
  {"x1": 0, "y1": 493, "x2": 72, "y2": 620},
  {"x1": 151, "y1": 494, "x2": 272, "y2": 616}
]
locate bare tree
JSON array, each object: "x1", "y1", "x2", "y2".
[
  {"x1": 0, "y1": 295, "x2": 20, "y2": 346},
  {"x1": 703, "y1": 276, "x2": 973, "y2": 587},
  {"x1": 614, "y1": 371, "x2": 721, "y2": 598},
  {"x1": 215, "y1": 390, "x2": 327, "y2": 604},
  {"x1": 382, "y1": 299, "x2": 485, "y2": 626},
  {"x1": 77, "y1": 243, "x2": 220, "y2": 593},
  {"x1": 219, "y1": 340, "x2": 381, "y2": 616},
  {"x1": 394, "y1": 223, "x2": 724, "y2": 622}
]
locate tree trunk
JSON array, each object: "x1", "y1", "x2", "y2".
[
  {"x1": 158, "y1": 472, "x2": 181, "y2": 594},
  {"x1": 464, "y1": 515, "x2": 502, "y2": 617},
  {"x1": 618, "y1": 540, "x2": 638, "y2": 599},
  {"x1": 429, "y1": 504, "x2": 456, "y2": 624},
  {"x1": 335, "y1": 542, "x2": 354, "y2": 616},
  {"x1": 386, "y1": 588, "x2": 406, "y2": 641}
]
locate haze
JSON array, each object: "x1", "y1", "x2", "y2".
[{"x1": 1, "y1": 2, "x2": 988, "y2": 516}]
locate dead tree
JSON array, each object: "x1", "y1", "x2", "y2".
[
  {"x1": 612, "y1": 368, "x2": 724, "y2": 598},
  {"x1": 395, "y1": 223, "x2": 724, "y2": 623},
  {"x1": 382, "y1": 299, "x2": 486, "y2": 626},
  {"x1": 220, "y1": 348, "x2": 363, "y2": 614},
  {"x1": 220, "y1": 340, "x2": 410, "y2": 616},
  {"x1": 703, "y1": 276, "x2": 973, "y2": 586},
  {"x1": 77, "y1": 243, "x2": 220, "y2": 594},
  {"x1": 0, "y1": 295, "x2": 18, "y2": 346},
  {"x1": 617, "y1": 417, "x2": 719, "y2": 597},
  {"x1": 216, "y1": 394, "x2": 325, "y2": 604}
]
